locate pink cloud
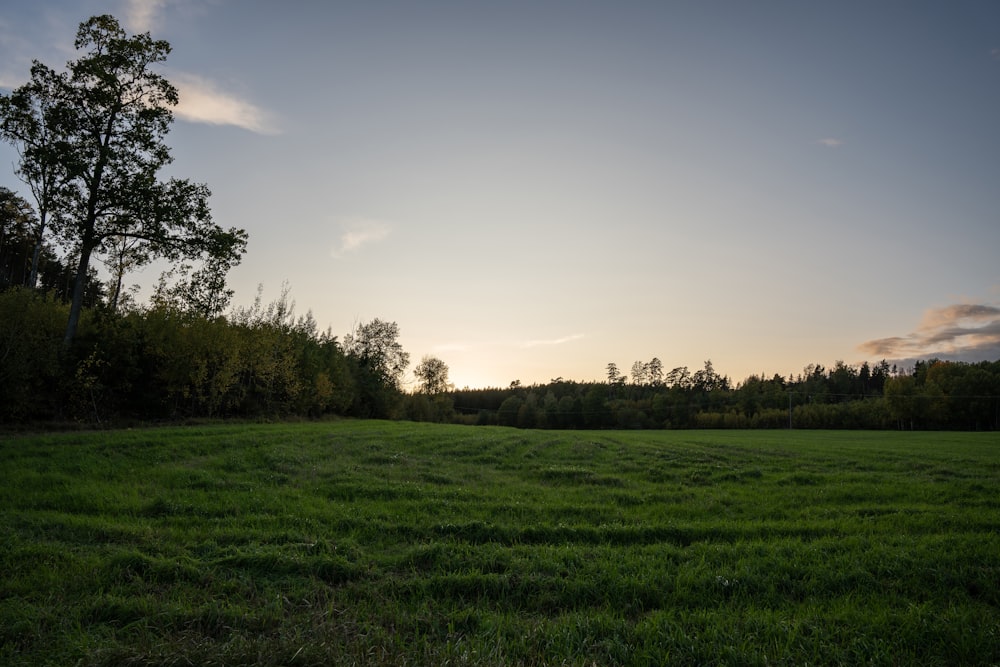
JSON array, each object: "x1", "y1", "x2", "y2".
[{"x1": 858, "y1": 303, "x2": 1000, "y2": 362}]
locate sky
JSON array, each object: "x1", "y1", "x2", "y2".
[{"x1": 1, "y1": 0, "x2": 999, "y2": 389}]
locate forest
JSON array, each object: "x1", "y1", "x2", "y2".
[
  {"x1": 3, "y1": 275, "x2": 999, "y2": 430},
  {"x1": 2, "y1": 15, "x2": 999, "y2": 431}
]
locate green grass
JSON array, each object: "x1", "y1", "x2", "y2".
[{"x1": 1, "y1": 422, "x2": 998, "y2": 665}]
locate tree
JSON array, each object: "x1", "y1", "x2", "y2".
[
  {"x1": 828, "y1": 360, "x2": 858, "y2": 399},
  {"x1": 104, "y1": 233, "x2": 147, "y2": 311},
  {"x1": 0, "y1": 289, "x2": 67, "y2": 421},
  {"x1": 666, "y1": 366, "x2": 691, "y2": 389},
  {"x1": 151, "y1": 255, "x2": 239, "y2": 318},
  {"x1": 0, "y1": 67, "x2": 70, "y2": 289},
  {"x1": 0, "y1": 188, "x2": 37, "y2": 288},
  {"x1": 414, "y1": 355, "x2": 451, "y2": 394},
  {"x1": 693, "y1": 360, "x2": 727, "y2": 392},
  {"x1": 646, "y1": 357, "x2": 664, "y2": 387},
  {"x1": 557, "y1": 394, "x2": 578, "y2": 428},
  {"x1": 0, "y1": 15, "x2": 247, "y2": 345},
  {"x1": 884, "y1": 375, "x2": 919, "y2": 430},
  {"x1": 497, "y1": 395, "x2": 522, "y2": 427},
  {"x1": 606, "y1": 362, "x2": 626, "y2": 398},
  {"x1": 606, "y1": 362, "x2": 622, "y2": 384},
  {"x1": 582, "y1": 385, "x2": 609, "y2": 428},
  {"x1": 343, "y1": 318, "x2": 410, "y2": 391},
  {"x1": 630, "y1": 360, "x2": 648, "y2": 385}
]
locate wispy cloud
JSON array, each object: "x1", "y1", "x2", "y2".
[
  {"x1": 433, "y1": 333, "x2": 586, "y2": 353},
  {"x1": 125, "y1": 0, "x2": 168, "y2": 33},
  {"x1": 521, "y1": 334, "x2": 585, "y2": 349},
  {"x1": 170, "y1": 71, "x2": 280, "y2": 134},
  {"x1": 0, "y1": 5, "x2": 277, "y2": 134},
  {"x1": 991, "y1": 48, "x2": 1000, "y2": 61},
  {"x1": 331, "y1": 218, "x2": 392, "y2": 258},
  {"x1": 858, "y1": 302, "x2": 1000, "y2": 362},
  {"x1": 816, "y1": 138, "x2": 844, "y2": 148}
]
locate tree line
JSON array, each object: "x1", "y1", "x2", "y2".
[
  {"x1": 447, "y1": 358, "x2": 1000, "y2": 431},
  {"x1": 0, "y1": 283, "x2": 423, "y2": 424},
  {"x1": 4, "y1": 269, "x2": 998, "y2": 429},
  {"x1": 2, "y1": 15, "x2": 998, "y2": 430}
]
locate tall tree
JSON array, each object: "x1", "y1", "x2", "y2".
[
  {"x1": 630, "y1": 360, "x2": 648, "y2": 385},
  {"x1": 343, "y1": 318, "x2": 410, "y2": 418},
  {"x1": 693, "y1": 360, "x2": 726, "y2": 392},
  {"x1": 0, "y1": 15, "x2": 247, "y2": 345},
  {"x1": 666, "y1": 366, "x2": 691, "y2": 389},
  {"x1": 0, "y1": 67, "x2": 70, "y2": 289},
  {"x1": 414, "y1": 355, "x2": 451, "y2": 394},
  {"x1": 646, "y1": 357, "x2": 664, "y2": 387},
  {"x1": 344, "y1": 318, "x2": 410, "y2": 390}
]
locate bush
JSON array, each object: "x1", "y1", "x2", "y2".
[{"x1": 0, "y1": 289, "x2": 67, "y2": 421}]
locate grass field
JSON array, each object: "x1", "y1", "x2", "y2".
[{"x1": 1, "y1": 421, "x2": 998, "y2": 666}]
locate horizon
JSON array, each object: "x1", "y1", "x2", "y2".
[{"x1": 2, "y1": 0, "x2": 999, "y2": 391}]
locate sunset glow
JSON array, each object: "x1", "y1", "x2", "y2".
[{"x1": 2, "y1": 1, "x2": 998, "y2": 388}]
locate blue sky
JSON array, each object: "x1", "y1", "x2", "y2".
[{"x1": 2, "y1": 0, "x2": 999, "y2": 388}]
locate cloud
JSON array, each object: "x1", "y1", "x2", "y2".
[
  {"x1": 816, "y1": 138, "x2": 844, "y2": 148},
  {"x1": 858, "y1": 302, "x2": 1000, "y2": 363},
  {"x1": 521, "y1": 334, "x2": 585, "y2": 349},
  {"x1": 0, "y1": 8, "x2": 277, "y2": 134},
  {"x1": 331, "y1": 218, "x2": 392, "y2": 258},
  {"x1": 992, "y1": 48, "x2": 1000, "y2": 61},
  {"x1": 125, "y1": 0, "x2": 168, "y2": 33},
  {"x1": 917, "y1": 303, "x2": 1000, "y2": 330},
  {"x1": 170, "y1": 71, "x2": 281, "y2": 134},
  {"x1": 433, "y1": 333, "x2": 586, "y2": 353}
]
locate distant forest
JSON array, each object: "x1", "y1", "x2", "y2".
[{"x1": 2, "y1": 14, "x2": 999, "y2": 431}]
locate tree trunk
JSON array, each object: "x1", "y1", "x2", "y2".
[
  {"x1": 28, "y1": 213, "x2": 46, "y2": 288},
  {"x1": 110, "y1": 265, "x2": 124, "y2": 313},
  {"x1": 63, "y1": 239, "x2": 94, "y2": 347},
  {"x1": 65, "y1": 127, "x2": 109, "y2": 345}
]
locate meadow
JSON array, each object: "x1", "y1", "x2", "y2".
[{"x1": 1, "y1": 421, "x2": 998, "y2": 666}]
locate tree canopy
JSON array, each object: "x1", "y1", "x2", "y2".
[
  {"x1": 414, "y1": 355, "x2": 451, "y2": 394},
  {"x1": 344, "y1": 318, "x2": 410, "y2": 391},
  {"x1": 0, "y1": 14, "x2": 247, "y2": 344}
]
